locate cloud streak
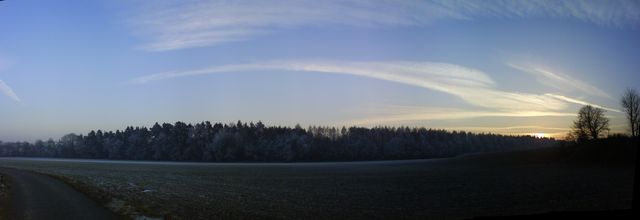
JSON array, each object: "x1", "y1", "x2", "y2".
[
  {"x1": 0, "y1": 80, "x2": 20, "y2": 102},
  {"x1": 130, "y1": 0, "x2": 640, "y2": 51},
  {"x1": 127, "y1": 59, "x2": 573, "y2": 112},
  {"x1": 545, "y1": 93, "x2": 621, "y2": 113},
  {"x1": 509, "y1": 63, "x2": 611, "y2": 98}
]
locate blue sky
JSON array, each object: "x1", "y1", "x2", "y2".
[{"x1": 1, "y1": 0, "x2": 639, "y2": 141}]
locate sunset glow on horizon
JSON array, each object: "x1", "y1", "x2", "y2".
[{"x1": 531, "y1": 133, "x2": 548, "y2": 139}]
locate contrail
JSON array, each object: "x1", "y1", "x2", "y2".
[{"x1": 0, "y1": 79, "x2": 21, "y2": 102}]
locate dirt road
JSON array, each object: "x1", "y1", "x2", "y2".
[{"x1": 0, "y1": 168, "x2": 119, "y2": 220}]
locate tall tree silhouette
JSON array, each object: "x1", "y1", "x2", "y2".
[
  {"x1": 621, "y1": 88, "x2": 640, "y2": 138},
  {"x1": 572, "y1": 105, "x2": 610, "y2": 141}
]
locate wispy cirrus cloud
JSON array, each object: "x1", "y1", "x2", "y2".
[
  {"x1": 434, "y1": 0, "x2": 640, "y2": 27},
  {"x1": 0, "y1": 79, "x2": 20, "y2": 102},
  {"x1": 130, "y1": 0, "x2": 464, "y2": 51},
  {"x1": 130, "y1": 0, "x2": 640, "y2": 51},
  {"x1": 545, "y1": 93, "x2": 621, "y2": 113},
  {"x1": 126, "y1": 59, "x2": 572, "y2": 112},
  {"x1": 508, "y1": 63, "x2": 611, "y2": 98}
]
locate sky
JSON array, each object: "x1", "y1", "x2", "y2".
[{"x1": 1, "y1": 0, "x2": 639, "y2": 142}]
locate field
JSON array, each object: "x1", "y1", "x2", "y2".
[{"x1": 0, "y1": 147, "x2": 635, "y2": 220}]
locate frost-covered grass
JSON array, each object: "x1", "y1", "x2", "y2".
[{"x1": 0, "y1": 147, "x2": 635, "y2": 220}]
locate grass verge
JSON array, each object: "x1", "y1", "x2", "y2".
[{"x1": 28, "y1": 170, "x2": 162, "y2": 220}]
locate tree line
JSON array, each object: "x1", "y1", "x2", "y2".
[{"x1": 0, "y1": 122, "x2": 557, "y2": 162}]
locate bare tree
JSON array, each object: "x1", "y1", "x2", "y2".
[
  {"x1": 621, "y1": 88, "x2": 640, "y2": 137},
  {"x1": 572, "y1": 105, "x2": 609, "y2": 140}
]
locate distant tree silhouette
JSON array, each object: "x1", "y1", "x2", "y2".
[
  {"x1": 572, "y1": 105, "x2": 610, "y2": 141},
  {"x1": 621, "y1": 88, "x2": 640, "y2": 138}
]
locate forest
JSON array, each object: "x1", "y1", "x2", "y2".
[{"x1": 0, "y1": 121, "x2": 557, "y2": 162}]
